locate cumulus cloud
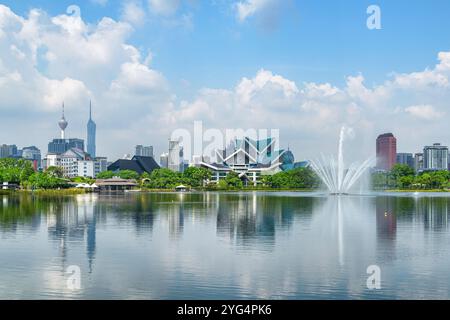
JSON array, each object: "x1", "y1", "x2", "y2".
[
  {"x1": 121, "y1": 1, "x2": 146, "y2": 26},
  {"x1": 148, "y1": 0, "x2": 180, "y2": 16},
  {"x1": 1, "y1": 4, "x2": 450, "y2": 162},
  {"x1": 234, "y1": 0, "x2": 291, "y2": 30},
  {"x1": 236, "y1": 0, "x2": 272, "y2": 22},
  {"x1": 0, "y1": 4, "x2": 171, "y2": 158},
  {"x1": 405, "y1": 104, "x2": 444, "y2": 120}
]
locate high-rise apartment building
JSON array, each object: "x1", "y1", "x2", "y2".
[
  {"x1": 168, "y1": 140, "x2": 184, "y2": 172},
  {"x1": 396, "y1": 153, "x2": 414, "y2": 168},
  {"x1": 135, "y1": 145, "x2": 154, "y2": 158},
  {"x1": 423, "y1": 143, "x2": 449, "y2": 170}
]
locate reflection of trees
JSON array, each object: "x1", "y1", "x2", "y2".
[
  {"x1": 216, "y1": 193, "x2": 313, "y2": 247},
  {"x1": 0, "y1": 194, "x2": 69, "y2": 233},
  {"x1": 376, "y1": 196, "x2": 450, "y2": 235}
]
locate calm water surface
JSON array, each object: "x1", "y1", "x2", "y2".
[{"x1": 0, "y1": 192, "x2": 449, "y2": 299}]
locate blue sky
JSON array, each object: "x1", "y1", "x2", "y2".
[
  {"x1": 3, "y1": 0, "x2": 450, "y2": 93},
  {"x1": 1, "y1": 0, "x2": 450, "y2": 160}
]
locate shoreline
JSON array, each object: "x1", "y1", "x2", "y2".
[{"x1": 3, "y1": 188, "x2": 450, "y2": 196}]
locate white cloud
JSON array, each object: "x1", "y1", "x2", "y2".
[
  {"x1": 405, "y1": 104, "x2": 444, "y2": 120},
  {"x1": 236, "y1": 0, "x2": 273, "y2": 22},
  {"x1": 0, "y1": 4, "x2": 171, "y2": 158},
  {"x1": 121, "y1": 1, "x2": 146, "y2": 26},
  {"x1": 148, "y1": 0, "x2": 180, "y2": 16},
  {"x1": 2, "y1": 4, "x2": 450, "y2": 162},
  {"x1": 90, "y1": 0, "x2": 108, "y2": 6}
]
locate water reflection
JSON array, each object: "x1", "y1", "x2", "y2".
[{"x1": 0, "y1": 192, "x2": 450, "y2": 299}]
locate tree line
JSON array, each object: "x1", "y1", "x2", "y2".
[
  {"x1": 372, "y1": 164, "x2": 450, "y2": 190},
  {"x1": 1, "y1": 158, "x2": 320, "y2": 190}
]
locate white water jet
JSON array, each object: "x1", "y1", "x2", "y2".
[{"x1": 311, "y1": 126, "x2": 374, "y2": 194}]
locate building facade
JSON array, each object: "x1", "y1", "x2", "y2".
[
  {"x1": 87, "y1": 101, "x2": 96, "y2": 158},
  {"x1": 135, "y1": 145, "x2": 154, "y2": 158},
  {"x1": 43, "y1": 148, "x2": 107, "y2": 178},
  {"x1": 0, "y1": 144, "x2": 18, "y2": 158},
  {"x1": 168, "y1": 140, "x2": 184, "y2": 172},
  {"x1": 48, "y1": 138, "x2": 85, "y2": 154},
  {"x1": 22, "y1": 146, "x2": 42, "y2": 170},
  {"x1": 200, "y1": 137, "x2": 306, "y2": 186},
  {"x1": 414, "y1": 153, "x2": 424, "y2": 172},
  {"x1": 160, "y1": 153, "x2": 169, "y2": 168},
  {"x1": 423, "y1": 143, "x2": 449, "y2": 171},
  {"x1": 376, "y1": 133, "x2": 397, "y2": 171},
  {"x1": 396, "y1": 153, "x2": 414, "y2": 168}
]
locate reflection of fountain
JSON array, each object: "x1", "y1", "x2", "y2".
[{"x1": 311, "y1": 126, "x2": 374, "y2": 194}]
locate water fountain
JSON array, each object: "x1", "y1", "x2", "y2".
[{"x1": 311, "y1": 126, "x2": 374, "y2": 195}]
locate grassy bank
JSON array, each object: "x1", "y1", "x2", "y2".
[
  {"x1": 23, "y1": 188, "x2": 87, "y2": 196},
  {"x1": 139, "y1": 187, "x2": 316, "y2": 192}
]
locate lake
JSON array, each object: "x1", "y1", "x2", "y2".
[{"x1": 0, "y1": 191, "x2": 449, "y2": 299}]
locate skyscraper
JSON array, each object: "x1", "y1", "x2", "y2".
[
  {"x1": 376, "y1": 133, "x2": 397, "y2": 171},
  {"x1": 135, "y1": 145, "x2": 154, "y2": 158},
  {"x1": 168, "y1": 140, "x2": 184, "y2": 172},
  {"x1": 396, "y1": 153, "x2": 414, "y2": 168},
  {"x1": 87, "y1": 101, "x2": 96, "y2": 158},
  {"x1": 423, "y1": 143, "x2": 448, "y2": 170},
  {"x1": 160, "y1": 153, "x2": 169, "y2": 168},
  {"x1": 414, "y1": 153, "x2": 424, "y2": 172}
]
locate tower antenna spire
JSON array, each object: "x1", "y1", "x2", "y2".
[
  {"x1": 89, "y1": 100, "x2": 92, "y2": 120},
  {"x1": 58, "y1": 102, "x2": 68, "y2": 139}
]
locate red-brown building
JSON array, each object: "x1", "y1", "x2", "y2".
[{"x1": 376, "y1": 133, "x2": 397, "y2": 171}]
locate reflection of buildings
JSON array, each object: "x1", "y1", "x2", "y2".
[
  {"x1": 215, "y1": 193, "x2": 306, "y2": 246},
  {"x1": 376, "y1": 197, "x2": 397, "y2": 241},
  {"x1": 419, "y1": 198, "x2": 449, "y2": 231},
  {"x1": 168, "y1": 198, "x2": 185, "y2": 239},
  {"x1": 46, "y1": 195, "x2": 98, "y2": 273}
]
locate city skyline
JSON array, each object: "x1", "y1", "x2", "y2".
[{"x1": 1, "y1": 1, "x2": 450, "y2": 161}]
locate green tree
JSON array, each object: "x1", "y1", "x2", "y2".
[
  {"x1": 389, "y1": 164, "x2": 415, "y2": 188},
  {"x1": 45, "y1": 166, "x2": 64, "y2": 178},
  {"x1": 264, "y1": 167, "x2": 319, "y2": 189},
  {"x1": 224, "y1": 171, "x2": 243, "y2": 189},
  {"x1": 144, "y1": 168, "x2": 182, "y2": 189},
  {"x1": 96, "y1": 170, "x2": 115, "y2": 179},
  {"x1": 182, "y1": 167, "x2": 212, "y2": 187},
  {"x1": 28, "y1": 172, "x2": 68, "y2": 189},
  {"x1": 0, "y1": 158, "x2": 35, "y2": 185},
  {"x1": 118, "y1": 170, "x2": 140, "y2": 180}
]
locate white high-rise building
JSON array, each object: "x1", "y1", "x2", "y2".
[
  {"x1": 43, "y1": 148, "x2": 107, "y2": 178},
  {"x1": 160, "y1": 153, "x2": 169, "y2": 168},
  {"x1": 423, "y1": 143, "x2": 449, "y2": 170},
  {"x1": 168, "y1": 140, "x2": 184, "y2": 172}
]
